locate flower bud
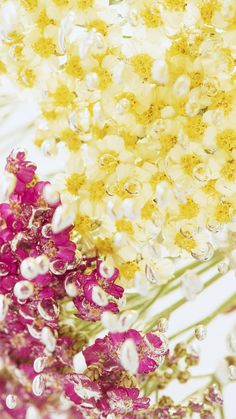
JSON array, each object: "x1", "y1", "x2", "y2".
[
  {"x1": 0, "y1": 294, "x2": 9, "y2": 322},
  {"x1": 6, "y1": 394, "x2": 17, "y2": 409},
  {"x1": 36, "y1": 254, "x2": 50, "y2": 275},
  {"x1": 43, "y1": 184, "x2": 60, "y2": 205},
  {"x1": 119, "y1": 311, "x2": 138, "y2": 332},
  {"x1": 195, "y1": 325, "x2": 207, "y2": 341},
  {"x1": 20, "y1": 257, "x2": 39, "y2": 280},
  {"x1": 32, "y1": 374, "x2": 45, "y2": 397},
  {"x1": 42, "y1": 139, "x2": 57, "y2": 157},
  {"x1": 91, "y1": 286, "x2": 108, "y2": 307},
  {"x1": 41, "y1": 327, "x2": 56, "y2": 353},
  {"x1": 119, "y1": 338, "x2": 139, "y2": 374},
  {"x1": 0, "y1": 172, "x2": 16, "y2": 201},
  {"x1": 33, "y1": 357, "x2": 47, "y2": 373},
  {"x1": 73, "y1": 352, "x2": 87, "y2": 373},
  {"x1": 14, "y1": 280, "x2": 34, "y2": 300},
  {"x1": 229, "y1": 365, "x2": 236, "y2": 380},
  {"x1": 52, "y1": 204, "x2": 74, "y2": 233}
]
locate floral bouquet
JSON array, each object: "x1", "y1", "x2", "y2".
[{"x1": 0, "y1": 0, "x2": 236, "y2": 418}]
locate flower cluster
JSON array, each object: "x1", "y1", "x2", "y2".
[
  {"x1": 145, "y1": 385, "x2": 223, "y2": 419},
  {"x1": 0, "y1": 151, "x2": 138, "y2": 417},
  {"x1": 1, "y1": 0, "x2": 236, "y2": 285},
  {"x1": 65, "y1": 329, "x2": 168, "y2": 417}
]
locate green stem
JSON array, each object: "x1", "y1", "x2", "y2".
[
  {"x1": 191, "y1": 374, "x2": 213, "y2": 379},
  {"x1": 144, "y1": 272, "x2": 223, "y2": 333},
  {"x1": 161, "y1": 257, "x2": 222, "y2": 298},
  {"x1": 170, "y1": 292, "x2": 236, "y2": 340}
]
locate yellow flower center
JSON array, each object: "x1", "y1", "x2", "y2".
[
  {"x1": 164, "y1": 0, "x2": 186, "y2": 11},
  {"x1": 74, "y1": 214, "x2": 97, "y2": 234},
  {"x1": 115, "y1": 218, "x2": 134, "y2": 235},
  {"x1": 36, "y1": 10, "x2": 55, "y2": 31},
  {"x1": 66, "y1": 173, "x2": 86, "y2": 195},
  {"x1": 53, "y1": 0, "x2": 69, "y2": 5},
  {"x1": 52, "y1": 85, "x2": 74, "y2": 107},
  {"x1": 120, "y1": 130, "x2": 138, "y2": 150},
  {"x1": 141, "y1": 200, "x2": 157, "y2": 220},
  {"x1": 184, "y1": 116, "x2": 207, "y2": 140},
  {"x1": 141, "y1": 6, "x2": 162, "y2": 28},
  {"x1": 181, "y1": 155, "x2": 202, "y2": 176},
  {"x1": 175, "y1": 232, "x2": 196, "y2": 252},
  {"x1": 33, "y1": 37, "x2": 56, "y2": 58},
  {"x1": 215, "y1": 201, "x2": 232, "y2": 223},
  {"x1": 179, "y1": 198, "x2": 199, "y2": 219},
  {"x1": 201, "y1": 1, "x2": 218, "y2": 23},
  {"x1": 100, "y1": 152, "x2": 119, "y2": 173},
  {"x1": 95, "y1": 238, "x2": 113, "y2": 255},
  {"x1": 96, "y1": 67, "x2": 112, "y2": 89},
  {"x1": 216, "y1": 130, "x2": 236, "y2": 153},
  {"x1": 136, "y1": 103, "x2": 161, "y2": 124},
  {"x1": 17, "y1": 68, "x2": 36, "y2": 88},
  {"x1": 116, "y1": 92, "x2": 138, "y2": 113},
  {"x1": 89, "y1": 181, "x2": 105, "y2": 200},
  {"x1": 131, "y1": 54, "x2": 154, "y2": 81},
  {"x1": 150, "y1": 172, "x2": 170, "y2": 188},
  {"x1": 21, "y1": 0, "x2": 37, "y2": 11},
  {"x1": 221, "y1": 160, "x2": 236, "y2": 182},
  {"x1": 210, "y1": 91, "x2": 233, "y2": 114},
  {"x1": 202, "y1": 180, "x2": 218, "y2": 197},
  {"x1": 65, "y1": 56, "x2": 84, "y2": 79},
  {"x1": 87, "y1": 20, "x2": 108, "y2": 36},
  {"x1": 159, "y1": 134, "x2": 177, "y2": 155},
  {"x1": 120, "y1": 261, "x2": 139, "y2": 280},
  {"x1": 60, "y1": 129, "x2": 82, "y2": 151},
  {"x1": 78, "y1": 0, "x2": 94, "y2": 10},
  {"x1": 190, "y1": 72, "x2": 204, "y2": 88}
]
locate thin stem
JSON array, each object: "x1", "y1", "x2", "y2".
[
  {"x1": 170, "y1": 292, "x2": 236, "y2": 340},
  {"x1": 144, "y1": 272, "x2": 223, "y2": 333},
  {"x1": 191, "y1": 374, "x2": 213, "y2": 379}
]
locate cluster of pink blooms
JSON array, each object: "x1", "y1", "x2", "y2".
[{"x1": 0, "y1": 151, "x2": 168, "y2": 418}]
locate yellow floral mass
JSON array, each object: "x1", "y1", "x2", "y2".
[{"x1": 1, "y1": 0, "x2": 236, "y2": 286}]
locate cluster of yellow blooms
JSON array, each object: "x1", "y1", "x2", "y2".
[{"x1": 1, "y1": 0, "x2": 236, "y2": 286}]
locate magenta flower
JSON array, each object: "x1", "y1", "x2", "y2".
[{"x1": 83, "y1": 329, "x2": 168, "y2": 375}]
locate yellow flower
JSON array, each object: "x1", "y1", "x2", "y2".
[
  {"x1": 66, "y1": 173, "x2": 86, "y2": 196},
  {"x1": 184, "y1": 116, "x2": 207, "y2": 140},
  {"x1": 119, "y1": 261, "x2": 139, "y2": 281},
  {"x1": 179, "y1": 198, "x2": 199, "y2": 219},
  {"x1": 131, "y1": 54, "x2": 154, "y2": 81},
  {"x1": 65, "y1": 56, "x2": 84, "y2": 79},
  {"x1": 216, "y1": 130, "x2": 236, "y2": 153},
  {"x1": 115, "y1": 218, "x2": 134, "y2": 235},
  {"x1": 215, "y1": 201, "x2": 232, "y2": 223},
  {"x1": 181, "y1": 154, "x2": 202, "y2": 176},
  {"x1": 52, "y1": 85, "x2": 75, "y2": 107},
  {"x1": 141, "y1": 6, "x2": 162, "y2": 28},
  {"x1": 33, "y1": 37, "x2": 56, "y2": 58},
  {"x1": 175, "y1": 232, "x2": 197, "y2": 252}
]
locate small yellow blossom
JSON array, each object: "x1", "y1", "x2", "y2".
[
  {"x1": 33, "y1": 37, "x2": 56, "y2": 58},
  {"x1": 131, "y1": 54, "x2": 154, "y2": 81},
  {"x1": 215, "y1": 201, "x2": 232, "y2": 223},
  {"x1": 66, "y1": 173, "x2": 86, "y2": 195},
  {"x1": 115, "y1": 218, "x2": 134, "y2": 235},
  {"x1": 216, "y1": 130, "x2": 236, "y2": 154},
  {"x1": 120, "y1": 261, "x2": 139, "y2": 281}
]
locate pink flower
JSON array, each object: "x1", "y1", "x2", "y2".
[{"x1": 83, "y1": 329, "x2": 168, "y2": 375}]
